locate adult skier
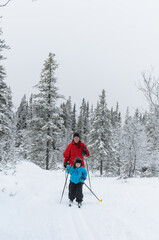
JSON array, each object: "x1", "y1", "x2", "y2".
[{"x1": 63, "y1": 132, "x2": 90, "y2": 168}]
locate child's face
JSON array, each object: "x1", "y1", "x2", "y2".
[{"x1": 75, "y1": 163, "x2": 81, "y2": 168}]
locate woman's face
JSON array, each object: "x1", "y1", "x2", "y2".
[{"x1": 74, "y1": 136, "x2": 79, "y2": 144}]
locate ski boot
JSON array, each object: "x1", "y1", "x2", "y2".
[
  {"x1": 69, "y1": 200, "x2": 73, "y2": 207},
  {"x1": 78, "y1": 202, "x2": 82, "y2": 208}
]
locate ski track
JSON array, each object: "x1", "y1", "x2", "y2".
[
  {"x1": 68, "y1": 204, "x2": 97, "y2": 240},
  {"x1": 57, "y1": 195, "x2": 99, "y2": 240}
]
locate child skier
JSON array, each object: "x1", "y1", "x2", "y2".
[{"x1": 66, "y1": 157, "x2": 87, "y2": 208}]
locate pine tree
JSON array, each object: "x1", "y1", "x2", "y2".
[
  {"x1": 63, "y1": 96, "x2": 73, "y2": 145},
  {"x1": 77, "y1": 98, "x2": 86, "y2": 138},
  {"x1": 0, "y1": 28, "x2": 13, "y2": 166},
  {"x1": 72, "y1": 103, "x2": 76, "y2": 133},
  {"x1": 15, "y1": 95, "x2": 28, "y2": 145},
  {"x1": 77, "y1": 99, "x2": 90, "y2": 144},
  {"x1": 110, "y1": 103, "x2": 122, "y2": 176},
  {"x1": 89, "y1": 90, "x2": 112, "y2": 175},
  {"x1": 31, "y1": 52, "x2": 64, "y2": 169},
  {"x1": 85, "y1": 101, "x2": 90, "y2": 145},
  {"x1": 15, "y1": 95, "x2": 29, "y2": 159}
]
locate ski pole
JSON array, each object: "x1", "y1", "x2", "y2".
[
  {"x1": 65, "y1": 170, "x2": 68, "y2": 189},
  {"x1": 60, "y1": 172, "x2": 69, "y2": 203},
  {"x1": 85, "y1": 158, "x2": 92, "y2": 189},
  {"x1": 83, "y1": 146, "x2": 92, "y2": 189},
  {"x1": 64, "y1": 162, "x2": 69, "y2": 189},
  {"x1": 84, "y1": 182, "x2": 102, "y2": 202}
]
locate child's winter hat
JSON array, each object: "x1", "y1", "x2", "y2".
[
  {"x1": 73, "y1": 132, "x2": 80, "y2": 138},
  {"x1": 74, "y1": 157, "x2": 82, "y2": 165}
]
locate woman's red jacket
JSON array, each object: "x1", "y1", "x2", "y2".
[{"x1": 63, "y1": 141, "x2": 90, "y2": 168}]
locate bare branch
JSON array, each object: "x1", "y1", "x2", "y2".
[
  {"x1": 138, "y1": 70, "x2": 159, "y2": 114},
  {"x1": 0, "y1": 0, "x2": 11, "y2": 7}
]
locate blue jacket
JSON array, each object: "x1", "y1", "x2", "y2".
[{"x1": 66, "y1": 165, "x2": 87, "y2": 184}]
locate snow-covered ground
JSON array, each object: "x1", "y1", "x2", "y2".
[{"x1": 0, "y1": 161, "x2": 159, "y2": 240}]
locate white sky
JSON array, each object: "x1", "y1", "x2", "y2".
[{"x1": 1, "y1": 0, "x2": 159, "y2": 116}]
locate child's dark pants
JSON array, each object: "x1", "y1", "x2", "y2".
[{"x1": 69, "y1": 181, "x2": 83, "y2": 203}]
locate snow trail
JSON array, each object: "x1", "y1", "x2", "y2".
[{"x1": 1, "y1": 161, "x2": 159, "y2": 240}]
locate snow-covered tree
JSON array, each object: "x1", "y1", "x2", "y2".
[
  {"x1": 15, "y1": 95, "x2": 28, "y2": 148},
  {"x1": 138, "y1": 71, "x2": 159, "y2": 176},
  {"x1": 72, "y1": 103, "x2": 76, "y2": 133},
  {"x1": 89, "y1": 90, "x2": 112, "y2": 175},
  {"x1": 77, "y1": 99, "x2": 90, "y2": 144},
  {"x1": 31, "y1": 52, "x2": 64, "y2": 169},
  {"x1": 110, "y1": 103, "x2": 122, "y2": 176},
  {"x1": 120, "y1": 108, "x2": 148, "y2": 178},
  {"x1": 0, "y1": 28, "x2": 14, "y2": 166},
  {"x1": 144, "y1": 109, "x2": 159, "y2": 176},
  {"x1": 62, "y1": 96, "x2": 73, "y2": 145},
  {"x1": 14, "y1": 94, "x2": 33, "y2": 161}
]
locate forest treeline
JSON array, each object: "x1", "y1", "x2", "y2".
[{"x1": 1, "y1": 28, "x2": 159, "y2": 178}]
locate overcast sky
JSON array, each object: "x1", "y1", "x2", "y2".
[{"x1": 1, "y1": 0, "x2": 159, "y2": 116}]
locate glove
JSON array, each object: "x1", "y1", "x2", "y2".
[
  {"x1": 67, "y1": 164, "x2": 71, "y2": 172},
  {"x1": 82, "y1": 150, "x2": 88, "y2": 156},
  {"x1": 64, "y1": 163, "x2": 67, "y2": 168},
  {"x1": 83, "y1": 150, "x2": 88, "y2": 155},
  {"x1": 80, "y1": 178, "x2": 85, "y2": 182},
  {"x1": 82, "y1": 146, "x2": 88, "y2": 156}
]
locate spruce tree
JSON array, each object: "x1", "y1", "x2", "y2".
[
  {"x1": 15, "y1": 95, "x2": 29, "y2": 159},
  {"x1": 0, "y1": 28, "x2": 13, "y2": 166},
  {"x1": 72, "y1": 103, "x2": 76, "y2": 133},
  {"x1": 77, "y1": 98, "x2": 86, "y2": 138},
  {"x1": 32, "y1": 52, "x2": 64, "y2": 169},
  {"x1": 110, "y1": 103, "x2": 122, "y2": 176},
  {"x1": 63, "y1": 96, "x2": 73, "y2": 145},
  {"x1": 89, "y1": 90, "x2": 112, "y2": 175},
  {"x1": 77, "y1": 99, "x2": 90, "y2": 143}
]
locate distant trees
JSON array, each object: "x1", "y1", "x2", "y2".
[
  {"x1": 13, "y1": 81, "x2": 159, "y2": 177},
  {"x1": 1, "y1": 21, "x2": 159, "y2": 177}
]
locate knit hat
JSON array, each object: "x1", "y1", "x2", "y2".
[
  {"x1": 73, "y1": 132, "x2": 80, "y2": 138},
  {"x1": 74, "y1": 157, "x2": 82, "y2": 165}
]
